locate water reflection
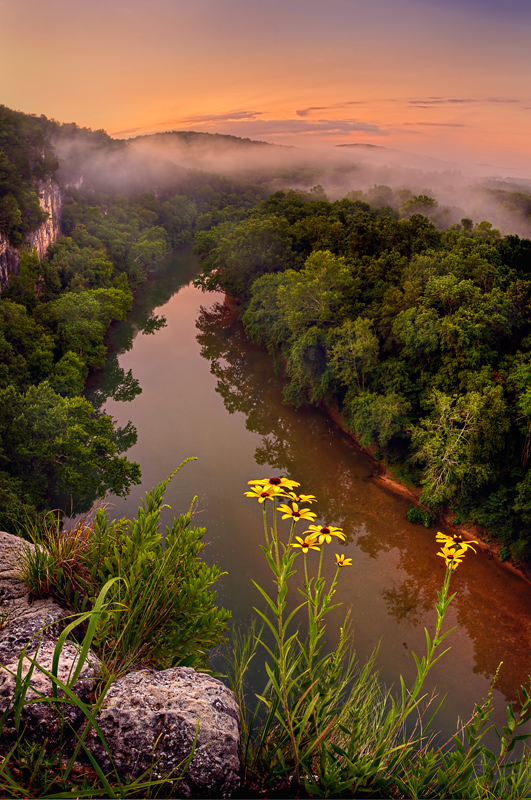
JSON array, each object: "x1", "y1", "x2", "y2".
[
  {"x1": 87, "y1": 246, "x2": 198, "y2": 410},
  {"x1": 195, "y1": 297, "x2": 531, "y2": 709}
]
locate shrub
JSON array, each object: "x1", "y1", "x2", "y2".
[
  {"x1": 499, "y1": 545, "x2": 511, "y2": 562},
  {"x1": 406, "y1": 504, "x2": 434, "y2": 527},
  {"x1": 20, "y1": 460, "x2": 230, "y2": 672}
]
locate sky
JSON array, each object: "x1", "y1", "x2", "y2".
[{"x1": 2, "y1": 0, "x2": 531, "y2": 173}]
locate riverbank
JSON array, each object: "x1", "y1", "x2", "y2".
[
  {"x1": 223, "y1": 294, "x2": 531, "y2": 587},
  {"x1": 324, "y1": 402, "x2": 531, "y2": 586}
]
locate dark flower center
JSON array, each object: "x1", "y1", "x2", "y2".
[
  {"x1": 269, "y1": 477, "x2": 282, "y2": 485},
  {"x1": 293, "y1": 511, "x2": 301, "y2": 517},
  {"x1": 321, "y1": 527, "x2": 330, "y2": 534}
]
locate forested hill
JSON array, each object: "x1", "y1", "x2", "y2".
[
  {"x1": 0, "y1": 106, "x2": 269, "y2": 532},
  {"x1": 195, "y1": 189, "x2": 531, "y2": 566}
]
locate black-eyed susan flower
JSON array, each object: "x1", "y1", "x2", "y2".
[
  {"x1": 287, "y1": 491, "x2": 318, "y2": 504},
  {"x1": 276, "y1": 502, "x2": 317, "y2": 522},
  {"x1": 436, "y1": 544, "x2": 468, "y2": 570},
  {"x1": 244, "y1": 485, "x2": 285, "y2": 503},
  {"x1": 335, "y1": 553, "x2": 353, "y2": 567},
  {"x1": 435, "y1": 531, "x2": 478, "y2": 553},
  {"x1": 291, "y1": 535, "x2": 321, "y2": 553},
  {"x1": 248, "y1": 477, "x2": 300, "y2": 491},
  {"x1": 304, "y1": 524, "x2": 346, "y2": 544}
]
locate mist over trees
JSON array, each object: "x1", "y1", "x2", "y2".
[{"x1": 2, "y1": 101, "x2": 531, "y2": 563}]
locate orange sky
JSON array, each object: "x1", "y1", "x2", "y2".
[{"x1": 2, "y1": 0, "x2": 531, "y2": 175}]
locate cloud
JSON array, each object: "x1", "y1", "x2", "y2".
[
  {"x1": 409, "y1": 96, "x2": 519, "y2": 107},
  {"x1": 410, "y1": 97, "x2": 476, "y2": 106},
  {"x1": 111, "y1": 126, "x2": 145, "y2": 136},
  {"x1": 404, "y1": 122, "x2": 465, "y2": 127},
  {"x1": 296, "y1": 101, "x2": 366, "y2": 117},
  {"x1": 187, "y1": 117, "x2": 389, "y2": 137},
  {"x1": 181, "y1": 109, "x2": 263, "y2": 124}
]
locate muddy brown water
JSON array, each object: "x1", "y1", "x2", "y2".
[{"x1": 89, "y1": 246, "x2": 531, "y2": 745}]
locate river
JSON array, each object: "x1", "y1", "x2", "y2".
[{"x1": 87, "y1": 245, "x2": 531, "y2": 745}]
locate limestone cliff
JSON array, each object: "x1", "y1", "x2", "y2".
[
  {"x1": 0, "y1": 234, "x2": 19, "y2": 290},
  {"x1": 27, "y1": 179, "x2": 64, "y2": 260},
  {"x1": 0, "y1": 178, "x2": 65, "y2": 290}
]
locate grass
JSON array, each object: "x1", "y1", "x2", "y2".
[
  {"x1": 5, "y1": 469, "x2": 531, "y2": 798},
  {"x1": 230, "y1": 478, "x2": 531, "y2": 798}
]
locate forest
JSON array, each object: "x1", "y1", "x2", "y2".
[
  {"x1": 3, "y1": 100, "x2": 531, "y2": 565},
  {"x1": 0, "y1": 105, "x2": 266, "y2": 531},
  {"x1": 194, "y1": 188, "x2": 531, "y2": 564}
]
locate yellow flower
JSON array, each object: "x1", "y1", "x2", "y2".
[
  {"x1": 287, "y1": 491, "x2": 318, "y2": 504},
  {"x1": 304, "y1": 524, "x2": 346, "y2": 544},
  {"x1": 276, "y1": 502, "x2": 317, "y2": 522},
  {"x1": 291, "y1": 535, "x2": 321, "y2": 553},
  {"x1": 243, "y1": 485, "x2": 285, "y2": 503},
  {"x1": 435, "y1": 531, "x2": 478, "y2": 553},
  {"x1": 248, "y1": 477, "x2": 300, "y2": 491},
  {"x1": 436, "y1": 544, "x2": 468, "y2": 570},
  {"x1": 335, "y1": 553, "x2": 353, "y2": 567}
]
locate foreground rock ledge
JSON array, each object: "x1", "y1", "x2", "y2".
[
  {"x1": 0, "y1": 530, "x2": 241, "y2": 798},
  {"x1": 87, "y1": 667, "x2": 241, "y2": 798}
]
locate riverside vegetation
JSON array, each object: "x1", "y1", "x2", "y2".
[{"x1": 194, "y1": 189, "x2": 531, "y2": 566}]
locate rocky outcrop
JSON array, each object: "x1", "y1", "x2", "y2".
[
  {"x1": 0, "y1": 530, "x2": 65, "y2": 665},
  {"x1": 0, "y1": 530, "x2": 242, "y2": 797},
  {"x1": 86, "y1": 667, "x2": 241, "y2": 797},
  {"x1": 0, "y1": 233, "x2": 20, "y2": 290},
  {"x1": 0, "y1": 639, "x2": 101, "y2": 746},
  {"x1": 26, "y1": 179, "x2": 64, "y2": 260},
  {"x1": 0, "y1": 179, "x2": 64, "y2": 290}
]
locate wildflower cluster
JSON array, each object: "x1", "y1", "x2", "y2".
[
  {"x1": 244, "y1": 476, "x2": 350, "y2": 570},
  {"x1": 435, "y1": 530, "x2": 478, "y2": 570},
  {"x1": 234, "y1": 477, "x2": 531, "y2": 799}
]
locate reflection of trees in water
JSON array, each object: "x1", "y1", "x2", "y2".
[
  {"x1": 382, "y1": 579, "x2": 433, "y2": 627},
  {"x1": 79, "y1": 247, "x2": 198, "y2": 513},
  {"x1": 454, "y1": 577, "x2": 530, "y2": 706},
  {"x1": 196, "y1": 301, "x2": 362, "y2": 529},
  {"x1": 88, "y1": 245, "x2": 198, "y2": 409},
  {"x1": 196, "y1": 299, "x2": 531, "y2": 706}
]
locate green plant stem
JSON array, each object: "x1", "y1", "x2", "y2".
[
  {"x1": 272, "y1": 497, "x2": 280, "y2": 568},
  {"x1": 288, "y1": 519, "x2": 296, "y2": 546},
  {"x1": 262, "y1": 502, "x2": 269, "y2": 548}
]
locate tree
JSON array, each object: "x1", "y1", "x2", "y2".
[
  {"x1": 276, "y1": 250, "x2": 360, "y2": 337},
  {"x1": 412, "y1": 387, "x2": 508, "y2": 507},
  {"x1": 0, "y1": 382, "x2": 141, "y2": 512},
  {"x1": 344, "y1": 389, "x2": 411, "y2": 450},
  {"x1": 46, "y1": 288, "x2": 131, "y2": 368},
  {"x1": 328, "y1": 318, "x2": 379, "y2": 392},
  {"x1": 194, "y1": 216, "x2": 293, "y2": 298}
]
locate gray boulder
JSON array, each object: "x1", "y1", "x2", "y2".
[
  {"x1": 0, "y1": 638, "x2": 101, "y2": 744},
  {"x1": 0, "y1": 530, "x2": 66, "y2": 665},
  {"x1": 87, "y1": 667, "x2": 241, "y2": 798},
  {"x1": 0, "y1": 530, "x2": 99, "y2": 744},
  {"x1": 0, "y1": 530, "x2": 242, "y2": 796}
]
